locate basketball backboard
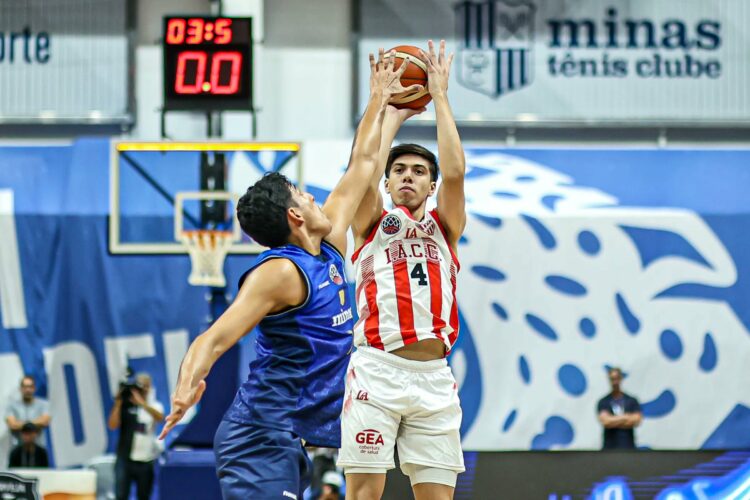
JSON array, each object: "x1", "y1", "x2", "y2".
[{"x1": 109, "y1": 141, "x2": 302, "y2": 254}]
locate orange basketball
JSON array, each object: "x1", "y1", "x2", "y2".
[{"x1": 387, "y1": 45, "x2": 431, "y2": 110}]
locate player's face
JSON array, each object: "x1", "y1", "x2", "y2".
[
  {"x1": 291, "y1": 187, "x2": 332, "y2": 236},
  {"x1": 385, "y1": 154, "x2": 436, "y2": 210}
]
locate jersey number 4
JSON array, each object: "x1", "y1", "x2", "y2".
[{"x1": 410, "y1": 263, "x2": 428, "y2": 286}]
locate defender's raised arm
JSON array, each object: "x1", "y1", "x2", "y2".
[{"x1": 323, "y1": 49, "x2": 423, "y2": 255}]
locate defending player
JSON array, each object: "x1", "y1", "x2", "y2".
[
  {"x1": 337, "y1": 40, "x2": 466, "y2": 500},
  {"x1": 159, "y1": 51, "x2": 422, "y2": 500}
]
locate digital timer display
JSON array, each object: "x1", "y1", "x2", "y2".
[{"x1": 162, "y1": 16, "x2": 253, "y2": 111}]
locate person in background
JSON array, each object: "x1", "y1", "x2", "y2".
[
  {"x1": 108, "y1": 372, "x2": 164, "y2": 500},
  {"x1": 5, "y1": 376, "x2": 51, "y2": 453},
  {"x1": 318, "y1": 470, "x2": 344, "y2": 500},
  {"x1": 8, "y1": 422, "x2": 49, "y2": 468},
  {"x1": 308, "y1": 447, "x2": 338, "y2": 499},
  {"x1": 597, "y1": 367, "x2": 642, "y2": 449}
]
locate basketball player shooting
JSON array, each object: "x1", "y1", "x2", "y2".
[
  {"x1": 158, "y1": 51, "x2": 422, "y2": 500},
  {"x1": 337, "y1": 40, "x2": 467, "y2": 500}
]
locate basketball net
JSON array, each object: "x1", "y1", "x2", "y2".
[{"x1": 180, "y1": 230, "x2": 234, "y2": 287}]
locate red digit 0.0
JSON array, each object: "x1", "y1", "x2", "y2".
[
  {"x1": 166, "y1": 18, "x2": 186, "y2": 44},
  {"x1": 175, "y1": 51, "x2": 207, "y2": 94},
  {"x1": 210, "y1": 52, "x2": 242, "y2": 94},
  {"x1": 215, "y1": 19, "x2": 233, "y2": 44}
]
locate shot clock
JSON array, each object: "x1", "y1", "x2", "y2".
[{"x1": 162, "y1": 16, "x2": 253, "y2": 111}]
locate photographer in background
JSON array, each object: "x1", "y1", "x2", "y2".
[{"x1": 108, "y1": 372, "x2": 164, "y2": 500}]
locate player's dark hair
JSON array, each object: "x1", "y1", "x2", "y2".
[
  {"x1": 385, "y1": 144, "x2": 439, "y2": 182},
  {"x1": 237, "y1": 172, "x2": 297, "y2": 247}
]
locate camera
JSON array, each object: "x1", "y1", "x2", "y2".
[
  {"x1": 118, "y1": 366, "x2": 144, "y2": 403},
  {"x1": 119, "y1": 381, "x2": 143, "y2": 398}
]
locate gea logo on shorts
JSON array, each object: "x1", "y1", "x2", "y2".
[{"x1": 356, "y1": 429, "x2": 384, "y2": 445}]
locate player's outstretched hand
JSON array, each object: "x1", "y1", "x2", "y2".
[
  {"x1": 159, "y1": 379, "x2": 207, "y2": 440},
  {"x1": 419, "y1": 39, "x2": 453, "y2": 98},
  {"x1": 369, "y1": 47, "x2": 424, "y2": 100}
]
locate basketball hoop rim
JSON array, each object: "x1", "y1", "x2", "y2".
[{"x1": 173, "y1": 191, "x2": 243, "y2": 244}]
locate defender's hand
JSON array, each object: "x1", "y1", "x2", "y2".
[
  {"x1": 369, "y1": 48, "x2": 424, "y2": 100},
  {"x1": 419, "y1": 39, "x2": 454, "y2": 98},
  {"x1": 159, "y1": 379, "x2": 206, "y2": 440}
]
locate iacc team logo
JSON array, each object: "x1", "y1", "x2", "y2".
[
  {"x1": 381, "y1": 214, "x2": 402, "y2": 235},
  {"x1": 454, "y1": 0, "x2": 536, "y2": 98},
  {"x1": 329, "y1": 264, "x2": 344, "y2": 285}
]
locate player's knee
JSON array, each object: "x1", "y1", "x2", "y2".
[
  {"x1": 344, "y1": 470, "x2": 387, "y2": 500},
  {"x1": 402, "y1": 463, "x2": 457, "y2": 496},
  {"x1": 412, "y1": 481, "x2": 455, "y2": 500}
]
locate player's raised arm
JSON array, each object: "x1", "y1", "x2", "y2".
[
  {"x1": 323, "y1": 50, "x2": 423, "y2": 254},
  {"x1": 351, "y1": 104, "x2": 425, "y2": 246},
  {"x1": 421, "y1": 39, "x2": 466, "y2": 249},
  {"x1": 159, "y1": 259, "x2": 305, "y2": 439}
]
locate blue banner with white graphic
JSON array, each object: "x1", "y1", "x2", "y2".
[
  {"x1": 0, "y1": 139, "x2": 253, "y2": 467},
  {"x1": 448, "y1": 147, "x2": 750, "y2": 451},
  {"x1": 1, "y1": 139, "x2": 749, "y2": 469}
]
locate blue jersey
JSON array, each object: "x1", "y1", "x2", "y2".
[{"x1": 224, "y1": 241, "x2": 354, "y2": 448}]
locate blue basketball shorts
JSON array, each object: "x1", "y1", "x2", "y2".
[{"x1": 214, "y1": 419, "x2": 312, "y2": 500}]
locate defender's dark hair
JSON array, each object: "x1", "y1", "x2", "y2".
[
  {"x1": 236, "y1": 172, "x2": 297, "y2": 247},
  {"x1": 385, "y1": 144, "x2": 439, "y2": 182}
]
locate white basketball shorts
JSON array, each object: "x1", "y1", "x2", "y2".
[{"x1": 336, "y1": 346, "x2": 465, "y2": 481}]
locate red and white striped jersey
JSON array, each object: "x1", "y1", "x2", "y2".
[{"x1": 351, "y1": 206, "x2": 460, "y2": 355}]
